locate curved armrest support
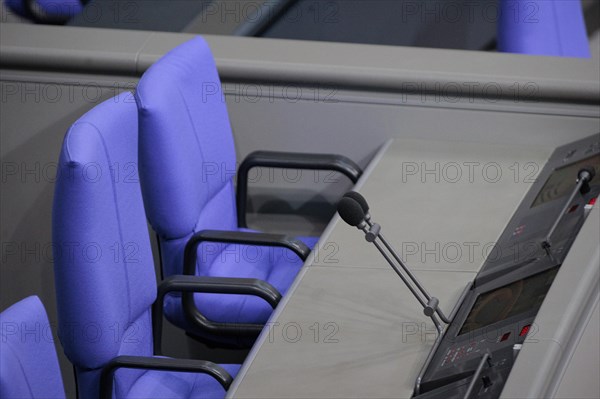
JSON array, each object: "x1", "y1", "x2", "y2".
[
  {"x1": 99, "y1": 355, "x2": 233, "y2": 399},
  {"x1": 172, "y1": 230, "x2": 310, "y2": 348},
  {"x1": 153, "y1": 275, "x2": 282, "y2": 354},
  {"x1": 236, "y1": 150, "x2": 363, "y2": 227},
  {"x1": 183, "y1": 230, "x2": 310, "y2": 277},
  {"x1": 174, "y1": 230, "x2": 307, "y2": 341}
]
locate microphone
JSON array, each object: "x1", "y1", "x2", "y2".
[
  {"x1": 337, "y1": 192, "x2": 451, "y2": 332},
  {"x1": 343, "y1": 191, "x2": 369, "y2": 214},
  {"x1": 337, "y1": 197, "x2": 367, "y2": 227},
  {"x1": 542, "y1": 167, "x2": 596, "y2": 253},
  {"x1": 578, "y1": 167, "x2": 595, "y2": 195},
  {"x1": 343, "y1": 191, "x2": 374, "y2": 229}
]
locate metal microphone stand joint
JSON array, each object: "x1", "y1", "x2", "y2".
[{"x1": 359, "y1": 217, "x2": 449, "y2": 332}]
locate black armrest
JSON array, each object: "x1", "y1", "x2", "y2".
[
  {"x1": 152, "y1": 275, "x2": 282, "y2": 354},
  {"x1": 174, "y1": 230, "x2": 308, "y2": 341},
  {"x1": 183, "y1": 230, "x2": 310, "y2": 276},
  {"x1": 236, "y1": 150, "x2": 363, "y2": 227},
  {"x1": 24, "y1": 0, "x2": 72, "y2": 24},
  {"x1": 99, "y1": 355, "x2": 233, "y2": 399}
]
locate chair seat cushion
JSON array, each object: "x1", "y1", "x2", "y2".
[
  {"x1": 196, "y1": 234, "x2": 318, "y2": 325},
  {"x1": 124, "y1": 364, "x2": 240, "y2": 399},
  {"x1": 163, "y1": 234, "x2": 318, "y2": 330}
]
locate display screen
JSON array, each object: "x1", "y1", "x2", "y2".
[
  {"x1": 532, "y1": 154, "x2": 600, "y2": 208},
  {"x1": 459, "y1": 267, "x2": 559, "y2": 336}
]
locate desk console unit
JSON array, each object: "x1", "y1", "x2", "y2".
[{"x1": 413, "y1": 134, "x2": 600, "y2": 399}]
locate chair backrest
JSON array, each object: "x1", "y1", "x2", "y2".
[
  {"x1": 498, "y1": 0, "x2": 590, "y2": 57},
  {"x1": 4, "y1": 0, "x2": 82, "y2": 19},
  {"x1": 0, "y1": 296, "x2": 66, "y2": 399},
  {"x1": 52, "y1": 92, "x2": 156, "y2": 398},
  {"x1": 136, "y1": 37, "x2": 238, "y2": 278}
]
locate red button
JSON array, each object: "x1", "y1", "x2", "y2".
[
  {"x1": 589, "y1": 197, "x2": 597, "y2": 206},
  {"x1": 520, "y1": 325, "x2": 531, "y2": 337},
  {"x1": 500, "y1": 332, "x2": 511, "y2": 342}
]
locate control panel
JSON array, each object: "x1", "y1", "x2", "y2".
[{"x1": 414, "y1": 134, "x2": 600, "y2": 399}]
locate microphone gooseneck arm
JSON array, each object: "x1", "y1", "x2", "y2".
[
  {"x1": 378, "y1": 230, "x2": 450, "y2": 323},
  {"x1": 542, "y1": 167, "x2": 595, "y2": 254},
  {"x1": 338, "y1": 192, "x2": 450, "y2": 332}
]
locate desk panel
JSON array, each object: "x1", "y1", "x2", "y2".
[
  {"x1": 230, "y1": 266, "x2": 473, "y2": 398},
  {"x1": 229, "y1": 138, "x2": 553, "y2": 398},
  {"x1": 313, "y1": 139, "x2": 552, "y2": 272}
]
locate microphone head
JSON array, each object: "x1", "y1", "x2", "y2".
[
  {"x1": 579, "y1": 167, "x2": 596, "y2": 182},
  {"x1": 337, "y1": 197, "x2": 366, "y2": 227},
  {"x1": 343, "y1": 191, "x2": 369, "y2": 213}
]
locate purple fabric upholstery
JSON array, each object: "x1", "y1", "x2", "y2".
[
  {"x1": 498, "y1": 0, "x2": 590, "y2": 57},
  {"x1": 4, "y1": 0, "x2": 82, "y2": 18},
  {"x1": 0, "y1": 296, "x2": 66, "y2": 399},
  {"x1": 162, "y1": 234, "x2": 318, "y2": 330},
  {"x1": 52, "y1": 92, "x2": 238, "y2": 398},
  {"x1": 118, "y1": 364, "x2": 240, "y2": 399},
  {"x1": 136, "y1": 37, "x2": 317, "y2": 339}
]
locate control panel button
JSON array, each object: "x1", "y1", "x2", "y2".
[{"x1": 519, "y1": 325, "x2": 531, "y2": 337}]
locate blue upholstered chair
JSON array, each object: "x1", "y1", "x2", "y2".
[
  {"x1": 498, "y1": 0, "x2": 590, "y2": 57},
  {"x1": 135, "y1": 36, "x2": 361, "y2": 345},
  {"x1": 0, "y1": 296, "x2": 66, "y2": 399},
  {"x1": 52, "y1": 92, "x2": 245, "y2": 398},
  {"x1": 4, "y1": 0, "x2": 82, "y2": 23}
]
